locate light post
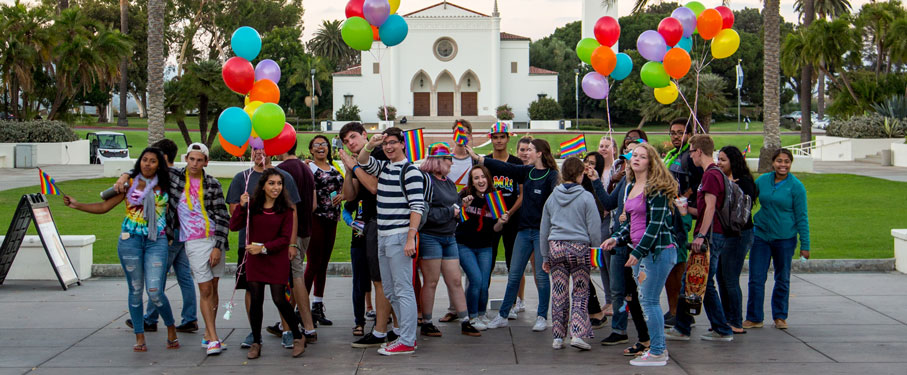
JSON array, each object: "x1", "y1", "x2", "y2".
[
  {"x1": 310, "y1": 68, "x2": 316, "y2": 131},
  {"x1": 574, "y1": 68, "x2": 579, "y2": 129}
]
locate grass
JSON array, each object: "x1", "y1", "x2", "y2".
[{"x1": 2, "y1": 174, "x2": 902, "y2": 263}]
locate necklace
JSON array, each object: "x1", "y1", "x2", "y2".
[{"x1": 528, "y1": 168, "x2": 550, "y2": 181}]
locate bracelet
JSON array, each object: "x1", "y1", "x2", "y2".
[
  {"x1": 289, "y1": 244, "x2": 299, "y2": 249},
  {"x1": 408, "y1": 228, "x2": 418, "y2": 232},
  {"x1": 364, "y1": 145, "x2": 374, "y2": 153},
  {"x1": 351, "y1": 165, "x2": 361, "y2": 174}
]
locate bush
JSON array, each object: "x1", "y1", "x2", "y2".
[
  {"x1": 0, "y1": 120, "x2": 78, "y2": 143},
  {"x1": 826, "y1": 114, "x2": 906, "y2": 138},
  {"x1": 496, "y1": 105, "x2": 514, "y2": 120},
  {"x1": 376, "y1": 106, "x2": 397, "y2": 121},
  {"x1": 528, "y1": 98, "x2": 563, "y2": 121},
  {"x1": 208, "y1": 144, "x2": 249, "y2": 162},
  {"x1": 336, "y1": 104, "x2": 361, "y2": 121}
]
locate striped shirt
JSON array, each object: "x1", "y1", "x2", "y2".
[{"x1": 361, "y1": 157, "x2": 425, "y2": 235}]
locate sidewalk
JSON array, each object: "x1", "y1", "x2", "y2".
[
  {"x1": 814, "y1": 161, "x2": 907, "y2": 182},
  {"x1": 1, "y1": 272, "x2": 906, "y2": 374}
]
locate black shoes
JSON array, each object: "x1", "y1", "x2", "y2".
[
  {"x1": 351, "y1": 331, "x2": 397, "y2": 348},
  {"x1": 312, "y1": 302, "x2": 333, "y2": 326},
  {"x1": 175, "y1": 320, "x2": 199, "y2": 333},
  {"x1": 461, "y1": 321, "x2": 481, "y2": 337},
  {"x1": 421, "y1": 322, "x2": 442, "y2": 337},
  {"x1": 125, "y1": 319, "x2": 157, "y2": 332},
  {"x1": 663, "y1": 312, "x2": 677, "y2": 328},
  {"x1": 590, "y1": 317, "x2": 608, "y2": 329},
  {"x1": 266, "y1": 322, "x2": 283, "y2": 337},
  {"x1": 601, "y1": 332, "x2": 629, "y2": 346},
  {"x1": 304, "y1": 331, "x2": 318, "y2": 344}
]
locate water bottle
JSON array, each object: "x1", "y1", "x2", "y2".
[{"x1": 100, "y1": 182, "x2": 128, "y2": 200}]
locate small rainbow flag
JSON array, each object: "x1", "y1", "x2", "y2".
[
  {"x1": 559, "y1": 134, "x2": 586, "y2": 158},
  {"x1": 458, "y1": 209, "x2": 468, "y2": 222},
  {"x1": 742, "y1": 143, "x2": 752, "y2": 157},
  {"x1": 38, "y1": 168, "x2": 62, "y2": 195},
  {"x1": 454, "y1": 122, "x2": 469, "y2": 145},
  {"x1": 403, "y1": 128, "x2": 426, "y2": 162},
  {"x1": 485, "y1": 190, "x2": 507, "y2": 219},
  {"x1": 590, "y1": 247, "x2": 606, "y2": 268}
]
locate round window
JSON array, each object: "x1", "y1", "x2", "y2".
[{"x1": 433, "y1": 38, "x2": 457, "y2": 62}]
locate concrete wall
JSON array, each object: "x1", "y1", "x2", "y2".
[
  {"x1": 813, "y1": 136, "x2": 903, "y2": 162},
  {"x1": 0, "y1": 140, "x2": 90, "y2": 168},
  {"x1": 894, "y1": 229, "x2": 907, "y2": 274},
  {"x1": 103, "y1": 159, "x2": 288, "y2": 179},
  {"x1": 529, "y1": 120, "x2": 573, "y2": 130},
  {"x1": 0, "y1": 235, "x2": 94, "y2": 280},
  {"x1": 746, "y1": 157, "x2": 814, "y2": 173},
  {"x1": 891, "y1": 142, "x2": 907, "y2": 167}
]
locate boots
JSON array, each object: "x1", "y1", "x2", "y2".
[{"x1": 312, "y1": 302, "x2": 333, "y2": 326}]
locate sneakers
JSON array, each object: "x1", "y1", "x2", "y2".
[
  {"x1": 267, "y1": 322, "x2": 283, "y2": 337},
  {"x1": 507, "y1": 310, "x2": 518, "y2": 320},
  {"x1": 630, "y1": 350, "x2": 668, "y2": 366},
  {"x1": 377, "y1": 341, "x2": 416, "y2": 356},
  {"x1": 570, "y1": 337, "x2": 591, "y2": 350},
  {"x1": 176, "y1": 320, "x2": 199, "y2": 333},
  {"x1": 700, "y1": 331, "x2": 733, "y2": 342},
  {"x1": 351, "y1": 332, "x2": 386, "y2": 348},
  {"x1": 774, "y1": 319, "x2": 788, "y2": 330},
  {"x1": 282, "y1": 331, "x2": 294, "y2": 348},
  {"x1": 421, "y1": 322, "x2": 442, "y2": 337},
  {"x1": 742, "y1": 320, "x2": 764, "y2": 329},
  {"x1": 366, "y1": 310, "x2": 376, "y2": 321},
  {"x1": 461, "y1": 320, "x2": 481, "y2": 337},
  {"x1": 201, "y1": 339, "x2": 227, "y2": 350},
  {"x1": 663, "y1": 312, "x2": 676, "y2": 328},
  {"x1": 552, "y1": 338, "x2": 564, "y2": 349},
  {"x1": 205, "y1": 340, "x2": 223, "y2": 356},
  {"x1": 241, "y1": 333, "x2": 254, "y2": 348},
  {"x1": 386, "y1": 330, "x2": 399, "y2": 344},
  {"x1": 590, "y1": 317, "x2": 607, "y2": 329},
  {"x1": 486, "y1": 315, "x2": 509, "y2": 329},
  {"x1": 514, "y1": 298, "x2": 526, "y2": 313},
  {"x1": 532, "y1": 317, "x2": 547, "y2": 332},
  {"x1": 470, "y1": 318, "x2": 488, "y2": 331},
  {"x1": 665, "y1": 328, "x2": 691, "y2": 341},
  {"x1": 311, "y1": 302, "x2": 333, "y2": 326},
  {"x1": 601, "y1": 332, "x2": 629, "y2": 346},
  {"x1": 125, "y1": 319, "x2": 157, "y2": 332}
]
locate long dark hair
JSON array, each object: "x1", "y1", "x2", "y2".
[
  {"x1": 464, "y1": 165, "x2": 493, "y2": 198},
  {"x1": 531, "y1": 139, "x2": 559, "y2": 172},
  {"x1": 251, "y1": 168, "x2": 291, "y2": 215},
  {"x1": 720, "y1": 146, "x2": 753, "y2": 182},
  {"x1": 130, "y1": 147, "x2": 170, "y2": 188},
  {"x1": 582, "y1": 152, "x2": 606, "y2": 217},
  {"x1": 309, "y1": 135, "x2": 333, "y2": 164}
]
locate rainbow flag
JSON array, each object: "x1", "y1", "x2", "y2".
[
  {"x1": 485, "y1": 190, "x2": 507, "y2": 219},
  {"x1": 454, "y1": 123, "x2": 469, "y2": 145},
  {"x1": 38, "y1": 168, "x2": 62, "y2": 195},
  {"x1": 742, "y1": 143, "x2": 752, "y2": 157},
  {"x1": 559, "y1": 134, "x2": 586, "y2": 158},
  {"x1": 458, "y1": 209, "x2": 468, "y2": 223},
  {"x1": 590, "y1": 247, "x2": 606, "y2": 268},
  {"x1": 403, "y1": 128, "x2": 426, "y2": 162}
]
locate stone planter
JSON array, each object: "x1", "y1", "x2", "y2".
[
  {"x1": 0, "y1": 235, "x2": 95, "y2": 280},
  {"x1": 894, "y1": 229, "x2": 907, "y2": 274},
  {"x1": 0, "y1": 140, "x2": 90, "y2": 168},
  {"x1": 529, "y1": 120, "x2": 572, "y2": 130},
  {"x1": 891, "y1": 142, "x2": 907, "y2": 167}
]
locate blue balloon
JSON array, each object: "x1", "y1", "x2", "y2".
[
  {"x1": 676, "y1": 36, "x2": 693, "y2": 53},
  {"x1": 379, "y1": 14, "x2": 408, "y2": 47},
  {"x1": 231, "y1": 27, "x2": 261, "y2": 61},
  {"x1": 218, "y1": 107, "x2": 252, "y2": 147},
  {"x1": 611, "y1": 53, "x2": 633, "y2": 81}
]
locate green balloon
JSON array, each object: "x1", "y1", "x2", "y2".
[
  {"x1": 640, "y1": 62, "x2": 671, "y2": 89},
  {"x1": 342, "y1": 17, "x2": 373, "y2": 51},
  {"x1": 685, "y1": 1, "x2": 706, "y2": 17},
  {"x1": 576, "y1": 38, "x2": 600, "y2": 65},
  {"x1": 251, "y1": 103, "x2": 286, "y2": 140}
]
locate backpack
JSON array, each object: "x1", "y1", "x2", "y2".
[
  {"x1": 707, "y1": 166, "x2": 751, "y2": 234},
  {"x1": 398, "y1": 161, "x2": 433, "y2": 230}
]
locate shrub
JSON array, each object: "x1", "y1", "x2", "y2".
[
  {"x1": 336, "y1": 104, "x2": 361, "y2": 121},
  {"x1": 376, "y1": 106, "x2": 397, "y2": 121},
  {"x1": 496, "y1": 105, "x2": 514, "y2": 120},
  {"x1": 528, "y1": 98, "x2": 562, "y2": 121},
  {"x1": 826, "y1": 114, "x2": 906, "y2": 138},
  {"x1": 0, "y1": 120, "x2": 78, "y2": 143},
  {"x1": 208, "y1": 144, "x2": 249, "y2": 161},
  {"x1": 872, "y1": 95, "x2": 907, "y2": 120}
]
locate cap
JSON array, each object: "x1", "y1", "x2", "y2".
[
  {"x1": 427, "y1": 142, "x2": 452, "y2": 158},
  {"x1": 187, "y1": 142, "x2": 209, "y2": 158},
  {"x1": 489, "y1": 121, "x2": 509, "y2": 136}
]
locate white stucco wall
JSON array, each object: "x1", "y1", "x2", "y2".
[{"x1": 0, "y1": 140, "x2": 90, "y2": 168}]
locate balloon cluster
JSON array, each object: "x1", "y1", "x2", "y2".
[
  {"x1": 637, "y1": 2, "x2": 740, "y2": 104},
  {"x1": 219, "y1": 26, "x2": 297, "y2": 157},
  {"x1": 575, "y1": 16, "x2": 632, "y2": 100},
  {"x1": 342, "y1": 0, "x2": 408, "y2": 50}
]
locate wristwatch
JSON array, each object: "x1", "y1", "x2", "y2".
[
  {"x1": 694, "y1": 233, "x2": 709, "y2": 240},
  {"x1": 261, "y1": 245, "x2": 268, "y2": 255}
]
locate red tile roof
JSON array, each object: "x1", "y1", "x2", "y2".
[
  {"x1": 334, "y1": 66, "x2": 361, "y2": 76},
  {"x1": 529, "y1": 66, "x2": 558, "y2": 75},
  {"x1": 404, "y1": 2, "x2": 490, "y2": 17},
  {"x1": 500, "y1": 32, "x2": 530, "y2": 41}
]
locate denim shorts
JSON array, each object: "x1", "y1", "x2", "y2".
[{"x1": 418, "y1": 233, "x2": 458, "y2": 260}]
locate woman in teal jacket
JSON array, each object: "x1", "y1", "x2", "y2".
[{"x1": 744, "y1": 149, "x2": 810, "y2": 330}]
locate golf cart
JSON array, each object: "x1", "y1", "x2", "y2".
[{"x1": 86, "y1": 131, "x2": 130, "y2": 164}]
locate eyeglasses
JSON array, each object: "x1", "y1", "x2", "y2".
[
  {"x1": 382, "y1": 140, "x2": 401, "y2": 147},
  {"x1": 669, "y1": 131, "x2": 686, "y2": 136},
  {"x1": 312, "y1": 142, "x2": 328, "y2": 147}
]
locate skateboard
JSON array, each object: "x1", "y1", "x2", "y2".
[{"x1": 682, "y1": 245, "x2": 710, "y2": 316}]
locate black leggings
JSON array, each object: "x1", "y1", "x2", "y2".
[
  {"x1": 624, "y1": 267, "x2": 650, "y2": 342},
  {"x1": 248, "y1": 281, "x2": 301, "y2": 344}
]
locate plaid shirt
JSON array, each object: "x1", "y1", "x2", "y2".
[
  {"x1": 611, "y1": 183, "x2": 677, "y2": 260},
  {"x1": 165, "y1": 167, "x2": 230, "y2": 251}
]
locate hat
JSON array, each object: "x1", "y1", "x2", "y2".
[
  {"x1": 187, "y1": 142, "x2": 209, "y2": 158},
  {"x1": 489, "y1": 121, "x2": 509, "y2": 136},
  {"x1": 427, "y1": 142, "x2": 452, "y2": 158}
]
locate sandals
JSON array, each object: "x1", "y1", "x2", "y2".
[
  {"x1": 133, "y1": 343, "x2": 147, "y2": 352},
  {"x1": 167, "y1": 338, "x2": 180, "y2": 349},
  {"x1": 438, "y1": 312, "x2": 459, "y2": 323},
  {"x1": 623, "y1": 342, "x2": 648, "y2": 356},
  {"x1": 353, "y1": 324, "x2": 365, "y2": 336}
]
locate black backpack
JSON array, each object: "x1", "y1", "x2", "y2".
[
  {"x1": 707, "y1": 166, "x2": 751, "y2": 234},
  {"x1": 398, "y1": 162, "x2": 433, "y2": 230}
]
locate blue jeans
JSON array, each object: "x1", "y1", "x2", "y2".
[
  {"x1": 350, "y1": 246, "x2": 371, "y2": 326},
  {"x1": 418, "y1": 233, "x2": 459, "y2": 260},
  {"x1": 118, "y1": 234, "x2": 175, "y2": 334},
  {"x1": 717, "y1": 229, "x2": 753, "y2": 328},
  {"x1": 746, "y1": 236, "x2": 797, "y2": 322},
  {"x1": 145, "y1": 240, "x2": 197, "y2": 325},
  {"x1": 676, "y1": 233, "x2": 733, "y2": 336},
  {"x1": 499, "y1": 229, "x2": 550, "y2": 319},
  {"x1": 458, "y1": 244, "x2": 493, "y2": 318},
  {"x1": 609, "y1": 246, "x2": 630, "y2": 334},
  {"x1": 632, "y1": 246, "x2": 676, "y2": 356}
]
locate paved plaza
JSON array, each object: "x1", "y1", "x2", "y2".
[{"x1": 1, "y1": 272, "x2": 907, "y2": 375}]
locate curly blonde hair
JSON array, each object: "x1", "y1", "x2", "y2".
[{"x1": 627, "y1": 143, "x2": 678, "y2": 203}]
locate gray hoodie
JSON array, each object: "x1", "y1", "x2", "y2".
[{"x1": 539, "y1": 184, "x2": 602, "y2": 263}]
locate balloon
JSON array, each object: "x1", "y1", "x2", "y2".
[
  {"x1": 342, "y1": 17, "x2": 373, "y2": 51},
  {"x1": 676, "y1": 36, "x2": 693, "y2": 52},
  {"x1": 363, "y1": 0, "x2": 391, "y2": 27},
  {"x1": 218, "y1": 107, "x2": 252, "y2": 147},
  {"x1": 575, "y1": 38, "x2": 600, "y2": 65},
  {"x1": 251, "y1": 103, "x2": 285, "y2": 140},
  {"x1": 611, "y1": 53, "x2": 634, "y2": 80},
  {"x1": 685, "y1": 1, "x2": 706, "y2": 16},
  {"x1": 582, "y1": 72, "x2": 609, "y2": 100},
  {"x1": 637, "y1": 30, "x2": 667, "y2": 62},
  {"x1": 254, "y1": 59, "x2": 281, "y2": 84},
  {"x1": 249, "y1": 136, "x2": 264, "y2": 150},
  {"x1": 658, "y1": 17, "x2": 684, "y2": 47},
  {"x1": 371, "y1": 25, "x2": 380, "y2": 41},
  {"x1": 715, "y1": 6, "x2": 735, "y2": 29},
  {"x1": 388, "y1": 0, "x2": 400, "y2": 14},
  {"x1": 244, "y1": 95, "x2": 250, "y2": 106},
  {"x1": 591, "y1": 46, "x2": 617, "y2": 76},
  {"x1": 244, "y1": 101, "x2": 263, "y2": 118},
  {"x1": 671, "y1": 7, "x2": 697, "y2": 38},
  {"x1": 654, "y1": 82, "x2": 679, "y2": 104},
  {"x1": 379, "y1": 14, "x2": 408, "y2": 47},
  {"x1": 345, "y1": 0, "x2": 364, "y2": 18},
  {"x1": 263, "y1": 123, "x2": 297, "y2": 156},
  {"x1": 697, "y1": 9, "x2": 722, "y2": 40},
  {"x1": 218, "y1": 133, "x2": 248, "y2": 157},
  {"x1": 222, "y1": 57, "x2": 254, "y2": 95},
  {"x1": 663, "y1": 48, "x2": 691, "y2": 79},
  {"x1": 640, "y1": 61, "x2": 670, "y2": 88},
  {"x1": 250, "y1": 128, "x2": 258, "y2": 138},
  {"x1": 231, "y1": 26, "x2": 261, "y2": 61},
  {"x1": 711, "y1": 28, "x2": 740, "y2": 59},
  {"x1": 249, "y1": 79, "x2": 280, "y2": 104},
  {"x1": 593, "y1": 16, "x2": 620, "y2": 47}
]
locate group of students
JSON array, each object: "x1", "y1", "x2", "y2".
[{"x1": 61, "y1": 117, "x2": 810, "y2": 365}]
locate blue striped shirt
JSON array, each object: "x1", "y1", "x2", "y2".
[{"x1": 361, "y1": 157, "x2": 425, "y2": 235}]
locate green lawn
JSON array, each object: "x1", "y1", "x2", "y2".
[{"x1": 1, "y1": 174, "x2": 902, "y2": 263}]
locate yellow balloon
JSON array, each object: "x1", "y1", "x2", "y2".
[
  {"x1": 711, "y1": 28, "x2": 740, "y2": 59},
  {"x1": 244, "y1": 95, "x2": 250, "y2": 106},
  {"x1": 654, "y1": 82, "x2": 679, "y2": 105},
  {"x1": 244, "y1": 101, "x2": 264, "y2": 118},
  {"x1": 389, "y1": 0, "x2": 401, "y2": 14}
]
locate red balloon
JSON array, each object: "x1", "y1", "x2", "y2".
[
  {"x1": 658, "y1": 17, "x2": 684, "y2": 47},
  {"x1": 222, "y1": 57, "x2": 254, "y2": 95},
  {"x1": 715, "y1": 6, "x2": 735, "y2": 29},
  {"x1": 593, "y1": 16, "x2": 620, "y2": 47},
  {"x1": 345, "y1": 0, "x2": 364, "y2": 19},
  {"x1": 263, "y1": 123, "x2": 297, "y2": 156}
]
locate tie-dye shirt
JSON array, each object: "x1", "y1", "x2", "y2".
[
  {"x1": 177, "y1": 177, "x2": 212, "y2": 242},
  {"x1": 122, "y1": 185, "x2": 168, "y2": 237}
]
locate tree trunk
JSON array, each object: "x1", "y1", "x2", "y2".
[
  {"x1": 760, "y1": 0, "x2": 782, "y2": 173},
  {"x1": 58, "y1": 0, "x2": 68, "y2": 13},
  {"x1": 206, "y1": 110, "x2": 220, "y2": 147},
  {"x1": 799, "y1": 0, "x2": 814, "y2": 143},
  {"x1": 147, "y1": 0, "x2": 166, "y2": 144},
  {"x1": 117, "y1": 0, "x2": 129, "y2": 127},
  {"x1": 636, "y1": 114, "x2": 647, "y2": 129},
  {"x1": 97, "y1": 104, "x2": 109, "y2": 123},
  {"x1": 138, "y1": 91, "x2": 147, "y2": 118},
  {"x1": 702, "y1": 112, "x2": 712, "y2": 133},
  {"x1": 10, "y1": 79, "x2": 20, "y2": 120},
  {"x1": 817, "y1": 69, "x2": 825, "y2": 119},
  {"x1": 175, "y1": 118, "x2": 193, "y2": 145},
  {"x1": 198, "y1": 94, "x2": 209, "y2": 144}
]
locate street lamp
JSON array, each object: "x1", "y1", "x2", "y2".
[
  {"x1": 310, "y1": 68, "x2": 317, "y2": 131},
  {"x1": 574, "y1": 68, "x2": 579, "y2": 129}
]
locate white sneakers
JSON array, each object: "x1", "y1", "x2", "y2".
[
  {"x1": 514, "y1": 298, "x2": 526, "y2": 313},
  {"x1": 552, "y1": 338, "x2": 564, "y2": 349},
  {"x1": 507, "y1": 310, "x2": 518, "y2": 320},
  {"x1": 630, "y1": 350, "x2": 669, "y2": 366},
  {"x1": 532, "y1": 316, "x2": 548, "y2": 332},
  {"x1": 470, "y1": 318, "x2": 488, "y2": 331},
  {"x1": 486, "y1": 315, "x2": 509, "y2": 329},
  {"x1": 570, "y1": 337, "x2": 591, "y2": 350}
]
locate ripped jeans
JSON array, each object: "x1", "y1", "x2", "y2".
[
  {"x1": 118, "y1": 233, "x2": 175, "y2": 334},
  {"x1": 631, "y1": 246, "x2": 676, "y2": 356}
]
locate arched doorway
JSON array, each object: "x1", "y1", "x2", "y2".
[
  {"x1": 459, "y1": 70, "x2": 480, "y2": 116},
  {"x1": 411, "y1": 71, "x2": 432, "y2": 117},
  {"x1": 435, "y1": 71, "x2": 455, "y2": 116}
]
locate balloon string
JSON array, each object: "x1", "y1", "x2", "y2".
[
  {"x1": 675, "y1": 80, "x2": 706, "y2": 134},
  {"x1": 370, "y1": 49, "x2": 390, "y2": 122},
  {"x1": 605, "y1": 93, "x2": 613, "y2": 140}
]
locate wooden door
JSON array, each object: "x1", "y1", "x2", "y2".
[
  {"x1": 461, "y1": 92, "x2": 477, "y2": 116},
  {"x1": 413, "y1": 92, "x2": 430, "y2": 116},
  {"x1": 437, "y1": 92, "x2": 454, "y2": 116}
]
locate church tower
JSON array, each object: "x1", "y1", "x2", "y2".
[{"x1": 582, "y1": 0, "x2": 619, "y2": 45}]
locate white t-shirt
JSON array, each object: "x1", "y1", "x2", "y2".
[{"x1": 447, "y1": 156, "x2": 473, "y2": 189}]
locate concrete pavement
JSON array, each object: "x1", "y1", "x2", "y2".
[{"x1": 814, "y1": 161, "x2": 907, "y2": 182}]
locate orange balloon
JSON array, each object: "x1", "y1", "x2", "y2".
[
  {"x1": 249, "y1": 79, "x2": 280, "y2": 104},
  {"x1": 663, "y1": 48, "x2": 692, "y2": 79},
  {"x1": 697, "y1": 9, "x2": 723, "y2": 40},
  {"x1": 371, "y1": 25, "x2": 380, "y2": 41},
  {"x1": 218, "y1": 133, "x2": 248, "y2": 157},
  {"x1": 590, "y1": 46, "x2": 617, "y2": 77}
]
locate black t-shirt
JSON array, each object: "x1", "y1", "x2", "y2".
[
  {"x1": 483, "y1": 158, "x2": 559, "y2": 231},
  {"x1": 353, "y1": 148, "x2": 388, "y2": 222},
  {"x1": 484, "y1": 153, "x2": 522, "y2": 209},
  {"x1": 455, "y1": 190, "x2": 499, "y2": 249}
]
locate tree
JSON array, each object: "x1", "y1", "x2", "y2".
[
  {"x1": 640, "y1": 73, "x2": 731, "y2": 132},
  {"x1": 856, "y1": 1, "x2": 906, "y2": 76},
  {"x1": 798, "y1": 0, "x2": 815, "y2": 143},
  {"x1": 796, "y1": 0, "x2": 853, "y2": 119},
  {"x1": 0, "y1": 2, "x2": 53, "y2": 120},
  {"x1": 761, "y1": 0, "x2": 783, "y2": 172},
  {"x1": 147, "y1": 0, "x2": 165, "y2": 144},
  {"x1": 117, "y1": 0, "x2": 128, "y2": 126},
  {"x1": 308, "y1": 20, "x2": 358, "y2": 70}
]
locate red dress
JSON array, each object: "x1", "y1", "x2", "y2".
[{"x1": 230, "y1": 203, "x2": 294, "y2": 284}]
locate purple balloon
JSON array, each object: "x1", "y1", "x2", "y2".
[
  {"x1": 671, "y1": 7, "x2": 697, "y2": 38},
  {"x1": 582, "y1": 72, "x2": 610, "y2": 100},
  {"x1": 637, "y1": 30, "x2": 668, "y2": 62},
  {"x1": 363, "y1": 0, "x2": 391, "y2": 27},
  {"x1": 249, "y1": 136, "x2": 264, "y2": 150},
  {"x1": 255, "y1": 59, "x2": 281, "y2": 83}
]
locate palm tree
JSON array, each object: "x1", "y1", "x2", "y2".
[
  {"x1": 0, "y1": 2, "x2": 53, "y2": 120},
  {"x1": 794, "y1": 0, "x2": 852, "y2": 130},
  {"x1": 760, "y1": 0, "x2": 782, "y2": 172},
  {"x1": 146, "y1": 0, "x2": 165, "y2": 144},
  {"x1": 182, "y1": 60, "x2": 226, "y2": 146},
  {"x1": 308, "y1": 20, "x2": 358, "y2": 70},
  {"x1": 117, "y1": 0, "x2": 129, "y2": 127}
]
